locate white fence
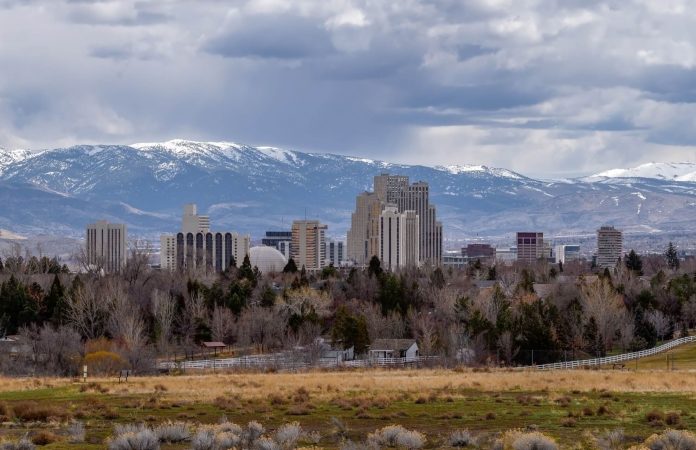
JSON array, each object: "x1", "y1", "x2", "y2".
[
  {"x1": 160, "y1": 354, "x2": 436, "y2": 371},
  {"x1": 531, "y1": 335, "x2": 696, "y2": 370}
]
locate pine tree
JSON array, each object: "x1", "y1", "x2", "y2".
[
  {"x1": 283, "y1": 258, "x2": 298, "y2": 273},
  {"x1": 0, "y1": 257, "x2": 4, "y2": 273},
  {"x1": 625, "y1": 250, "x2": 643, "y2": 275},
  {"x1": 238, "y1": 254, "x2": 257, "y2": 286},
  {"x1": 44, "y1": 275, "x2": 65, "y2": 323},
  {"x1": 368, "y1": 255, "x2": 383, "y2": 278},
  {"x1": 665, "y1": 242, "x2": 680, "y2": 270}
]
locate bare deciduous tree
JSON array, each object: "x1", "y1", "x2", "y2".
[
  {"x1": 646, "y1": 310, "x2": 670, "y2": 342},
  {"x1": 65, "y1": 281, "x2": 112, "y2": 339},
  {"x1": 211, "y1": 304, "x2": 235, "y2": 344},
  {"x1": 580, "y1": 279, "x2": 625, "y2": 351},
  {"x1": 152, "y1": 289, "x2": 177, "y2": 355}
]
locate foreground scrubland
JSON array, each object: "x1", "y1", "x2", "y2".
[{"x1": 3, "y1": 369, "x2": 696, "y2": 449}]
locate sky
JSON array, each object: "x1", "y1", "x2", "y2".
[{"x1": 1, "y1": 0, "x2": 696, "y2": 177}]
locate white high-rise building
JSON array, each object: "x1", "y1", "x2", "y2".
[
  {"x1": 86, "y1": 220, "x2": 127, "y2": 273},
  {"x1": 160, "y1": 204, "x2": 249, "y2": 272},
  {"x1": 378, "y1": 206, "x2": 420, "y2": 271},
  {"x1": 597, "y1": 226, "x2": 623, "y2": 269}
]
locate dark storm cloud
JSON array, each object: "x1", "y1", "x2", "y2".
[
  {"x1": 2, "y1": 0, "x2": 696, "y2": 176},
  {"x1": 204, "y1": 14, "x2": 335, "y2": 60}
]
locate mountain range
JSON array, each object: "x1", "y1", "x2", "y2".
[{"x1": 1, "y1": 139, "x2": 696, "y2": 243}]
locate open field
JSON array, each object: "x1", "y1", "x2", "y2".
[
  {"x1": 3, "y1": 369, "x2": 696, "y2": 448},
  {"x1": 629, "y1": 342, "x2": 696, "y2": 370}
]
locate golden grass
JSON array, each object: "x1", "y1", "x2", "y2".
[{"x1": 4, "y1": 368, "x2": 696, "y2": 402}]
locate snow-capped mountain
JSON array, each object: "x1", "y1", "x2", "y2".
[
  {"x1": 590, "y1": 162, "x2": 696, "y2": 182},
  {"x1": 1, "y1": 139, "x2": 696, "y2": 240},
  {"x1": 0, "y1": 148, "x2": 33, "y2": 174}
]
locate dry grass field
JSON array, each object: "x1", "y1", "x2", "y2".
[{"x1": 2, "y1": 368, "x2": 696, "y2": 448}]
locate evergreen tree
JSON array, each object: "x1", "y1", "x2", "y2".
[
  {"x1": 377, "y1": 274, "x2": 406, "y2": 314},
  {"x1": 625, "y1": 250, "x2": 643, "y2": 275},
  {"x1": 368, "y1": 255, "x2": 383, "y2": 278},
  {"x1": 46, "y1": 275, "x2": 67, "y2": 324},
  {"x1": 430, "y1": 267, "x2": 446, "y2": 289},
  {"x1": 558, "y1": 260, "x2": 563, "y2": 273},
  {"x1": 487, "y1": 265, "x2": 497, "y2": 280},
  {"x1": 283, "y1": 258, "x2": 298, "y2": 273},
  {"x1": 583, "y1": 316, "x2": 603, "y2": 357},
  {"x1": 0, "y1": 276, "x2": 36, "y2": 334},
  {"x1": 331, "y1": 306, "x2": 370, "y2": 354},
  {"x1": 239, "y1": 254, "x2": 257, "y2": 286},
  {"x1": 665, "y1": 242, "x2": 680, "y2": 270},
  {"x1": 299, "y1": 265, "x2": 309, "y2": 287},
  {"x1": 0, "y1": 257, "x2": 4, "y2": 273},
  {"x1": 321, "y1": 264, "x2": 338, "y2": 280},
  {"x1": 228, "y1": 255, "x2": 237, "y2": 269},
  {"x1": 260, "y1": 285, "x2": 276, "y2": 308}
]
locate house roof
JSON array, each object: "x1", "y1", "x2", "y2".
[
  {"x1": 370, "y1": 339, "x2": 417, "y2": 352},
  {"x1": 201, "y1": 342, "x2": 226, "y2": 348}
]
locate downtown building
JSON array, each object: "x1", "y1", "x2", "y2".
[
  {"x1": 160, "y1": 204, "x2": 250, "y2": 272},
  {"x1": 325, "y1": 238, "x2": 345, "y2": 267},
  {"x1": 378, "y1": 206, "x2": 420, "y2": 271},
  {"x1": 86, "y1": 220, "x2": 127, "y2": 273},
  {"x1": 596, "y1": 226, "x2": 623, "y2": 269},
  {"x1": 516, "y1": 232, "x2": 544, "y2": 264},
  {"x1": 291, "y1": 220, "x2": 327, "y2": 271},
  {"x1": 347, "y1": 173, "x2": 443, "y2": 267},
  {"x1": 261, "y1": 230, "x2": 292, "y2": 259}
]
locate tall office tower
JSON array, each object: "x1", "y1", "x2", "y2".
[
  {"x1": 362, "y1": 174, "x2": 443, "y2": 265},
  {"x1": 86, "y1": 220, "x2": 127, "y2": 273},
  {"x1": 347, "y1": 191, "x2": 382, "y2": 265},
  {"x1": 181, "y1": 203, "x2": 210, "y2": 234},
  {"x1": 291, "y1": 220, "x2": 327, "y2": 271},
  {"x1": 377, "y1": 206, "x2": 420, "y2": 271},
  {"x1": 160, "y1": 235, "x2": 176, "y2": 270},
  {"x1": 516, "y1": 232, "x2": 544, "y2": 264},
  {"x1": 161, "y1": 204, "x2": 249, "y2": 272},
  {"x1": 597, "y1": 226, "x2": 623, "y2": 268},
  {"x1": 374, "y1": 173, "x2": 409, "y2": 204},
  {"x1": 326, "y1": 239, "x2": 345, "y2": 267}
]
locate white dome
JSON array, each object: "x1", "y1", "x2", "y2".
[{"x1": 249, "y1": 246, "x2": 288, "y2": 274}]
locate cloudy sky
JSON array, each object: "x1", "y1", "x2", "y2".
[{"x1": 1, "y1": 0, "x2": 696, "y2": 176}]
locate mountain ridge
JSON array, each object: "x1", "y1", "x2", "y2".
[{"x1": 1, "y1": 140, "x2": 696, "y2": 241}]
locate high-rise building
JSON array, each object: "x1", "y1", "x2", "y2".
[
  {"x1": 378, "y1": 206, "x2": 420, "y2": 271},
  {"x1": 181, "y1": 203, "x2": 210, "y2": 234},
  {"x1": 346, "y1": 192, "x2": 382, "y2": 265},
  {"x1": 291, "y1": 220, "x2": 327, "y2": 271},
  {"x1": 555, "y1": 244, "x2": 580, "y2": 264},
  {"x1": 86, "y1": 220, "x2": 127, "y2": 273},
  {"x1": 160, "y1": 204, "x2": 250, "y2": 272},
  {"x1": 261, "y1": 230, "x2": 292, "y2": 258},
  {"x1": 517, "y1": 232, "x2": 544, "y2": 264},
  {"x1": 597, "y1": 226, "x2": 623, "y2": 268},
  {"x1": 347, "y1": 173, "x2": 442, "y2": 266},
  {"x1": 326, "y1": 239, "x2": 345, "y2": 267}
]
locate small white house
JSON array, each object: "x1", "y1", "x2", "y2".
[{"x1": 369, "y1": 339, "x2": 419, "y2": 360}]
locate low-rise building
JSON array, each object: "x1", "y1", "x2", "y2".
[{"x1": 369, "y1": 339, "x2": 419, "y2": 360}]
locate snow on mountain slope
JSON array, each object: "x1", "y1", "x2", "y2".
[
  {"x1": 1, "y1": 139, "x2": 696, "y2": 238},
  {"x1": 0, "y1": 148, "x2": 33, "y2": 173},
  {"x1": 590, "y1": 162, "x2": 696, "y2": 181}
]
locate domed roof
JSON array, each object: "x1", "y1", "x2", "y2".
[{"x1": 249, "y1": 246, "x2": 288, "y2": 274}]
